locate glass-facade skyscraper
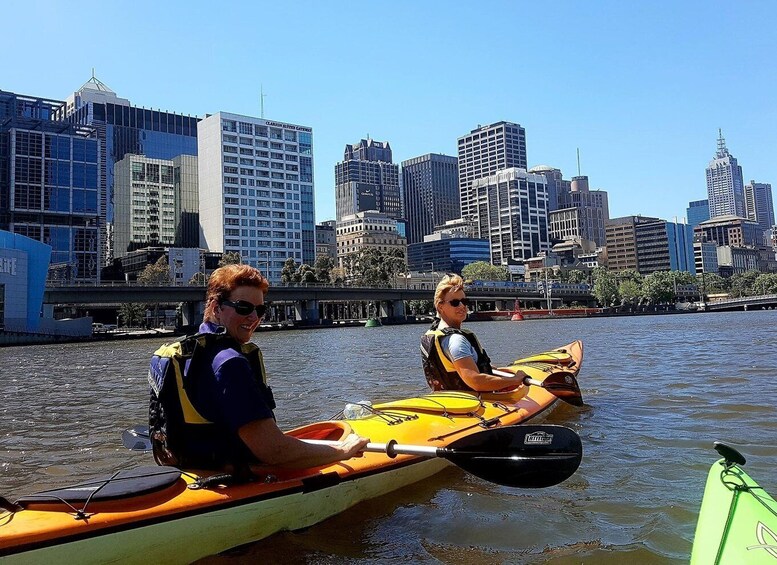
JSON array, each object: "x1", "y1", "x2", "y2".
[
  {"x1": 1, "y1": 90, "x2": 100, "y2": 282},
  {"x1": 401, "y1": 153, "x2": 459, "y2": 244},
  {"x1": 687, "y1": 199, "x2": 710, "y2": 229},
  {"x1": 57, "y1": 77, "x2": 199, "y2": 264}
]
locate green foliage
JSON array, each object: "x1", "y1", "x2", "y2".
[
  {"x1": 729, "y1": 270, "x2": 761, "y2": 297},
  {"x1": 218, "y1": 252, "x2": 242, "y2": 267},
  {"x1": 641, "y1": 271, "x2": 676, "y2": 304},
  {"x1": 617, "y1": 269, "x2": 642, "y2": 284},
  {"x1": 384, "y1": 248, "x2": 408, "y2": 278},
  {"x1": 314, "y1": 255, "x2": 335, "y2": 283},
  {"x1": 696, "y1": 272, "x2": 728, "y2": 294},
  {"x1": 188, "y1": 271, "x2": 208, "y2": 286},
  {"x1": 408, "y1": 299, "x2": 434, "y2": 315},
  {"x1": 343, "y1": 248, "x2": 407, "y2": 286},
  {"x1": 296, "y1": 263, "x2": 316, "y2": 283},
  {"x1": 137, "y1": 257, "x2": 170, "y2": 286},
  {"x1": 461, "y1": 261, "x2": 509, "y2": 281},
  {"x1": 618, "y1": 279, "x2": 642, "y2": 306},
  {"x1": 755, "y1": 273, "x2": 777, "y2": 294},
  {"x1": 592, "y1": 267, "x2": 619, "y2": 307},
  {"x1": 118, "y1": 303, "x2": 145, "y2": 327},
  {"x1": 566, "y1": 269, "x2": 589, "y2": 284},
  {"x1": 281, "y1": 257, "x2": 298, "y2": 284}
]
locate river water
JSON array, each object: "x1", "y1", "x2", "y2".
[{"x1": 2, "y1": 310, "x2": 776, "y2": 564}]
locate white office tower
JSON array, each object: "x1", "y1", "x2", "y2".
[
  {"x1": 198, "y1": 112, "x2": 315, "y2": 282},
  {"x1": 457, "y1": 122, "x2": 527, "y2": 220},
  {"x1": 471, "y1": 168, "x2": 549, "y2": 265},
  {"x1": 706, "y1": 130, "x2": 745, "y2": 219},
  {"x1": 113, "y1": 155, "x2": 185, "y2": 257}
]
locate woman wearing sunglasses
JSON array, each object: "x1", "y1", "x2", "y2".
[
  {"x1": 420, "y1": 273, "x2": 526, "y2": 392},
  {"x1": 158, "y1": 264, "x2": 368, "y2": 471}
]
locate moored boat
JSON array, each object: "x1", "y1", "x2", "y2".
[
  {"x1": 0, "y1": 341, "x2": 583, "y2": 564},
  {"x1": 691, "y1": 442, "x2": 777, "y2": 564}
]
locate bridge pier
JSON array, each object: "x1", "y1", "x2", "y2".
[
  {"x1": 181, "y1": 301, "x2": 203, "y2": 329},
  {"x1": 293, "y1": 299, "x2": 320, "y2": 323}
]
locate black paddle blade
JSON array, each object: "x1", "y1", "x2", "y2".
[
  {"x1": 442, "y1": 425, "x2": 583, "y2": 488},
  {"x1": 122, "y1": 425, "x2": 152, "y2": 451},
  {"x1": 542, "y1": 371, "x2": 585, "y2": 407}
]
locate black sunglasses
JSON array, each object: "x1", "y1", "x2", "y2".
[
  {"x1": 221, "y1": 299, "x2": 268, "y2": 318},
  {"x1": 446, "y1": 298, "x2": 470, "y2": 307}
]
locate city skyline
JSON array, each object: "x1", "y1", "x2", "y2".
[{"x1": 4, "y1": 1, "x2": 776, "y2": 225}]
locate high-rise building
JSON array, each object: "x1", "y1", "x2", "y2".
[
  {"x1": 173, "y1": 154, "x2": 200, "y2": 247},
  {"x1": 471, "y1": 168, "x2": 548, "y2": 264},
  {"x1": 197, "y1": 112, "x2": 315, "y2": 282},
  {"x1": 687, "y1": 199, "x2": 710, "y2": 229},
  {"x1": 113, "y1": 154, "x2": 198, "y2": 256},
  {"x1": 694, "y1": 215, "x2": 762, "y2": 248},
  {"x1": 706, "y1": 130, "x2": 745, "y2": 219},
  {"x1": 547, "y1": 174, "x2": 609, "y2": 247},
  {"x1": 401, "y1": 153, "x2": 459, "y2": 244},
  {"x1": 744, "y1": 181, "x2": 775, "y2": 243},
  {"x1": 1, "y1": 89, "x2": 101, "y2": 282},
  {"x1": 634, "y1": 220, "x2": 695, "y2": 275},
  {"x1": 58, "y1": 77, "x2": 199, "y2": 265},
  {"x1": 604, "y1": 216, "x2": 660, "y2": 272},
  {"x1": 457, "y1": 122, "x2": 527, "y2": 219},
  {"x1": 335, "y1": 139, "x2": 401, "y2": 222},
  {"x1": 528, "y1": 166, "x2": 570, "y2": 212}
]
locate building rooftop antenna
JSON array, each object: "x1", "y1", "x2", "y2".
[
  {"x1": 260, "y1": 85, "x2": 266, "y2": 119},
  {"x1": 576, "y1": 148, "x2": 581, "y2": 176}
]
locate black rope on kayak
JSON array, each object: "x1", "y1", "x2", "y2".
[
  {"x1": 330, "y1": 404, "x2": 418, "y2": 426},
  {"x1": 720, "y1": 466, "x2": 777, "y2": 520},
  {"x1": 0, "y1": 495, "x2": 23, "y2": 524},
  {"x1": 715, "y1": 466, "x2": 747, "y2": 565}
]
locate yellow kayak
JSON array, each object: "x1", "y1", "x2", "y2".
[{"x1": 0, "y1": 341, "x2": 583, "y2": 564}]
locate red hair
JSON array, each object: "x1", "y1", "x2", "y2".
[{"x1": 203, "y1": 264, "x2": 270, "y2": 322}]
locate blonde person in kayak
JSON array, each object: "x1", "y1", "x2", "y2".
[
  {"x1": 149, "y1": 264, "x2": 368, "y2": 471},
  {"x1": 420, "y1": 273, "x2": 528, "y2": 392}
]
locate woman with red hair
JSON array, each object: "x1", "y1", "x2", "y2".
[{"x1": 153, "y1": 264, "x2": 368, "y2": 471}]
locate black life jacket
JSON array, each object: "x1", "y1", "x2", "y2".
[
  {"x1": 419, "y1": 320, "x2": 493, "y2": 391},
  {"x1": 148, "y1": 330, "x2": 275, "y2": 468}
]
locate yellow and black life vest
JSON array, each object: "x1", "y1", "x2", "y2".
[
  {"x1": 148, "y1": 330, "x2": 275, "y2": 467},
  {"x1": 419, "y1": 322, "x2": 493, "y2": 391}
]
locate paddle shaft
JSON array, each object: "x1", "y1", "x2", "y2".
[
  {"x1": 304, "y1": 438, "x2": 434, "y2": 458},
  {"x1": 302, "y1": 439, "x2": 577, "y2": 462}
]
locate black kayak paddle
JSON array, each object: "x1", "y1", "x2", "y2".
[{"x1": 122, "y1": 424, "x2": 582, "y2": 489}]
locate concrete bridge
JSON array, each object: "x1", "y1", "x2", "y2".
[
  {"x1": 43, "y1": 283, "x2": 596, "y2": 325},
  {"x1": 705, "y1": 294, "x2": 777, "y2": 311}
]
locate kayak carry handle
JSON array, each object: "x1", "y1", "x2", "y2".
[{"x1": 713, "y1": 441, "x2": 746, "y2": 468}]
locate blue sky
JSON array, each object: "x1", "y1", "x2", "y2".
[{"x1": 5, "y1": 0, "x2": 776, "y2": 223}]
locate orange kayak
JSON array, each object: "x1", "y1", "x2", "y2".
[{"x1": 0, "y1": 341, "x2": 583, "y2": 564}]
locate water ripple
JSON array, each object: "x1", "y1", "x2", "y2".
[{"x1": 2, "y1": 310, "x2": 777, "y2": 563}]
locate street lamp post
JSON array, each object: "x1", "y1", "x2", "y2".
[{"x1": 701, "y1": 271, "x2": 707, "y2": 309}]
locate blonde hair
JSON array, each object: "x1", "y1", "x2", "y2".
[
  {"x1": 434, "y1": 274, "x2": 464, "y2": 308},
  {"x1": 203, "y1": 264, "x2": 270, "y2": 322}
]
